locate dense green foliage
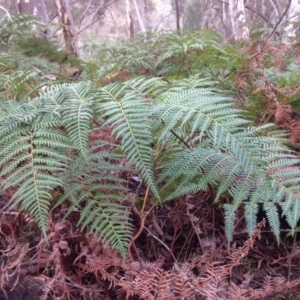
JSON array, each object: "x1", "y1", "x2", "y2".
[{"x1": 2, "y1": 15, "x2": 300, "y2": 256}]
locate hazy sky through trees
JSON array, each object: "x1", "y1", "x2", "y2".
[{"x1": 2, "y1": 0, "x2": 300, "y2": 48}]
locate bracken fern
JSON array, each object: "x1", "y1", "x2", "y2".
[{"x1": 2, "y1": 24, "x2": 300, "y2": 254}]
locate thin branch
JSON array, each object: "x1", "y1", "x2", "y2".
[
  {"x1": 261, "y1": 0, "x2": 292, "y2": 51},
  {"x1": 144, "y1": 226, "x2": 178, "y2": 263},
  {"x1": 250, "y1": 0, "x2": 292, "y2": 59},
  {"x1": 132, "y1": 0, "x2": 146, "y2": 32},
  {"x1": 0, "y1": 5, "x2": 12, "y2": 21},
  {"x1": 245, "y1": 5, "x2": 270, "y2": 24},
  {"x1": 75, "y1": 0, "x2": 119, "y2": 36},
  {"x1": 269, "y1": 0, "x2": 282, "y2": 19},
  {"x1": 77, "y1": 0, "x2": 92, "y2": 30}
]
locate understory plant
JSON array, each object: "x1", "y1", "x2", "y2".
[
  {"x1": 1, "y1": 16, "x2": 300, "y2": 258},
  {"x1": 1, "y1": 74, "x2": 300, "y2": 256}
]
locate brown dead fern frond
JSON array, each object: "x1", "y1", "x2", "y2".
[
  {"x1": 236, "y1": 40, "x2": 300, "y2": 146},
  {"x1": 273, "y1": 102, "x2": 293, "y2": 125},
  {"x1": 287, "y1": 115, "x2": 300, "y2": 144},
  {"x1": 0, "y1": 236, "x2": 28, "y2": 292},
  {"x1": 39, "y1": 219, "x2": 85, "y2": 299},
  {"x1": 229, "y1": 276, "x2": 300, "y2": 299},
  {"x1": 74, "y1": 222, "x2": 272, "y2": 299},
  {"x1": 226, "y1": 220, "x2": 265, "y2": 273},
  {"x1": 41, "y1": 240, "x2": 71, "y2": 299}
]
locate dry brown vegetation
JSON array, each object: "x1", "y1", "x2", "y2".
[{"x1": 1, "y1": 190, "x2": 300, "y2": 299}]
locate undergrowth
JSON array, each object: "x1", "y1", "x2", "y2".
[{"x1": 1, "y1": 14, "x2": 300, "y2": 299}]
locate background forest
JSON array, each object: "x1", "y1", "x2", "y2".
[{"x1": 2, "y1": 0, "x2": 300, "y2": 299}]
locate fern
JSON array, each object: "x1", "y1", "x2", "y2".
[
  {"x1": 0, "y1": 81, "x2": 134, "y2": 256},
  {"x1": 3, "y1": 73, "x2": 300, "y2": 248},
  {"x1": 96, "y1": 77, "x2": 161, "y2": 201},
  {"x1": 0, "y1": 101, "x2": 69, "y2": 236},
  {"x1": 60, "y1": 82, "x2": 94, "y2": 162},
  {"x1": 153, "y1": 30, "x2": 223, "y2": 78},
  {"x1": 0, "y1": 14, "x2": 45, "y2": 47},
  {"x1": 154, "y1": 78, "x2": 300, "y2": 241},
  {"x1": 57, "y1": 151, "x2": 132, "y2": 257},
  {"x1": 154, "y1": 85, "x2": 262, "y2": 171},
  {"x1": 3, "y1": 25, "x2": 300, "y2": 253}
]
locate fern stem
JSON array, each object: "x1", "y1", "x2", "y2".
[
  {"x1": 176, "y1": 53, "x2": 186, "y2": 79},
  {"x1": 166, "y1": 202, "x2": 185, "y2": 265},
  {"x1": 141, "y1": 185, "x2": 150, "y2": 214},
  {"x1": 170, "y1": 128, "x2": 190, "y2": 148},
  {"x1": 129, "y1": 186, "x2": 157, "y2": 260},
  {"x1": 288, "y1": 228, "x2": 297, "y2": 281},
  {"x1": 144, "y1": 226, "x2": 178, "y2": 263},
  {"x1": 80, "y1": 231, "x2": 92, "y2": 254}
]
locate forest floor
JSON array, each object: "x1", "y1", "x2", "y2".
[{"x1": 1, "y1": 189, "x2": 300, "y2": 299}]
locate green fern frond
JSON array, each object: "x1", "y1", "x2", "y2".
[
  {"x1": 154, "y1": 31, "x2": 223, "y2": 78},
  {"x1": 285, "y1": 200, "x2": 300, "y2": 236},
  {"x1": 96, "y1": 78, "x2": 161, "y2": 201},
  {"x1": 160, "y1": 147, "x2": 236, "y2": 198},
  {"x1": 37, "y1": 83, "x2": 72, "y2": 110},
  {"x1": 57, "y1": 152, "x2": 132, "y2": 257},
  {"x1": 0, "y1": 14, "x2": 45, "y2": 44},
  {"x1": 264, "y1": 202, "x2": 280, "y2": 241},
  {"x1": 224, "y1": 204, "x2": 236, "y2": 243},
  {"x1": 245, "y1": 202, "x2": 259, "y2": 237},
  {"x1": 0, "y1": 69, "x2": 40, "y2": 100},
  {"x1": 0, "y1": 53, "x2": 16, "y2": 72},
  {"x1": 154, "y1": 31, "x2": 215, "y2": 64},
  {"x1": 267, "y1": 160, "x2": 300, "y2": 234},
  {"x1": 154, "y1": 88, "x2": 265, "y2": 172},
  {"x1": 61, "y1": 81, "x2": 94, "y2": 162},
  {"x1": 154, "y1": 84, "x2": 300, "y2": 241},
  {"x1": 0, "y1": 107, "x2": 69, "y2": 236},
  {"x1": 166, "y1": 76, "x2": 217, "y2": 90},
  {"x1": 80, "y1": 200, "x2": 131, "y2": 257},
  {"x1": 0, "y1": 100, "x2": 44, "y2": 137}
]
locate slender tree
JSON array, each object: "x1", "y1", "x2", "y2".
[
  {"x1": 17, "y1": 0, "x2": 48, "y2": 21},
  {"x1": 286, "y1": 0, "x2": 300, "y2": 37},
  {"x1": 221, "y1": 0, "x2": 232, "y2": 39},
  {"x1": 228, "y1": 0, "x2": 249, "y2": 39},
  {"x1": 0, "y1": 5, "x2": 12, "y2": 20},
  {"x1": 132, "y1": 0, "x2": 146, "y2": 32},
  {"x1": 125, "y1": 0, "x2": 134, "y2": 37},
  {"x1": 55, "y1": 0, "x2": 78, "y2": 56},
  {"x1": 174, "y1": 0, "x2": 181, "y2": 35}
]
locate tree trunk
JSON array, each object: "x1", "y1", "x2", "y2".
[
  {"x1": 55, "y1": 0, "x2": 78, "y2": 56},
  {"x1": 132, "y1": 0, "x2": 146, "y2": 32},
  {"x1": 17, "y1": 0, "x2": 48, "y2": 21},
  {"x1": 222, "y1": 1, "x2": 232, "y2": 40},
  {"x1": 140, "y1": 0, "x2": 147, "y2": 31},
  {"x1": 174, "y1": 0, "x2": 181, "y2": 35},
  {"x1": 125, "y1": 0, "x2": 134, "y2": 37},
  {"x1": 228, "y1": 0, "x2": 249, "y2": 40},
  {"x1": 270, "y1": 0, "x2": 282, "y2": 20},
  {"x1": 17, "y1": 0, "x2": 48, "y2": 38},
  {"x1": 286, "y1": 0, "x2": 300, "y2": 37}
]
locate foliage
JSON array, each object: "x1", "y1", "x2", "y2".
[{"x1": 2, "y1": 18, "x2": 300, "y2": 262}]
